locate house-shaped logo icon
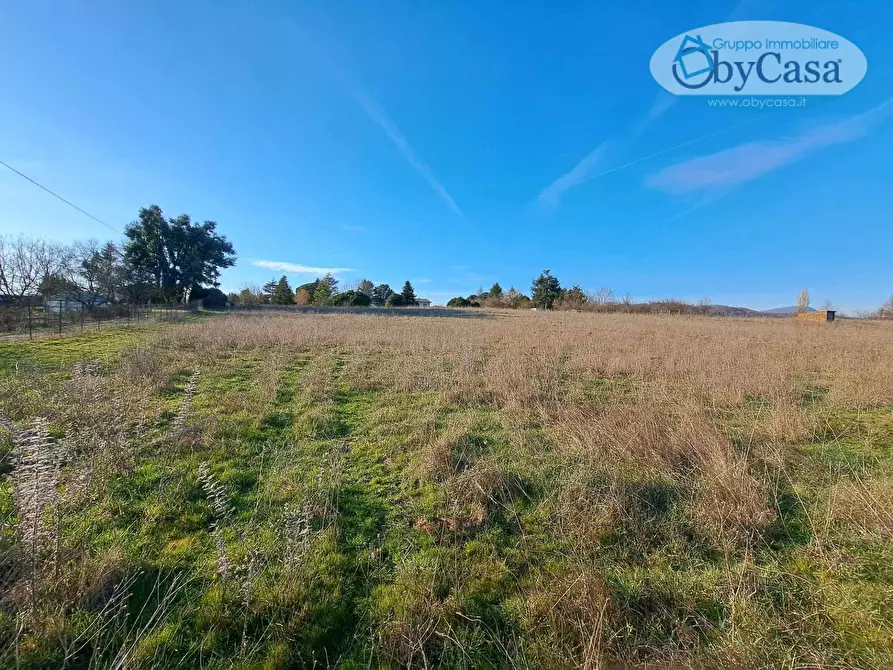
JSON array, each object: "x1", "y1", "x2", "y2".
[{"x1": 673, "y1": 34, "x2": 713, "y2": 79}]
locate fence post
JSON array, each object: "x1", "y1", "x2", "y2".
[
  {"x1": 58, "y1": 306, "x2": 62, "y2": 336},
  {"x1": 27, "y1": 303, "x2": 33, "y2": 341}
]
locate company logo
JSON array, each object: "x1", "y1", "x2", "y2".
[{"x1": 651, "y1": 21, "x2": 867, "y2": 96}]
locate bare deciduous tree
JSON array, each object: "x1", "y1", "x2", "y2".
[
  {"x1": 591, "y1": 287, "x2": 616, "y2": 306},
  {"x1": 0, "y1": 235, "x2": 67, "y2": 298},
  {"x1": 697, "y1": 297, "x2": 712, "y2": 314},
  {"x1": 59, "y1": 240, "x2": 125, "y2": 308},
  {"x1": 796, "y1": 288, "x2": 810, "y2": 313}
]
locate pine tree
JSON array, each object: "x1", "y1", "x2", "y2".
[
  {"x1": 488, "y1": 282, "x2": 503, "y2": 297},
  {"x1": 262, "y1": 279, "x2": 277, "y2": 304},
  {"x1": 357, "y1": 279, "x2": 374, "y2": 298},
  {"x1": 313, "y1": 273, "x2": 338, "y2": 306},
  {"x1": 531, "y1": 270, "x2": 562, "y2": 309},
  {"x1": 271, "y1": 276, "x2": 293, "y2": 304},
  {"x1": 563, "y1": 285, "x2": 586, "y2": 308},
  {"x1": 401, "y1": 281, "x2": 418, "y2": 306},
  {"x1": 371, "y1": 284, "x2": 393, "y2": 306}
]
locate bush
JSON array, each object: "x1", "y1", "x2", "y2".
[
  {"x1": 447, "y1": 297, "x2": 471, "y2": 307},
  {"x1": 386, "y1": 294, "x2": 406, "y2": 307},
  {"x1": 333, "y1": 291, "x2": 356, "y2": 306},
  {"x1": 352, "y1": 291, "x2": 371, "y2": 306},
  {"x1": 333, "y1": 291, "x2": 372, "y2": 307}
]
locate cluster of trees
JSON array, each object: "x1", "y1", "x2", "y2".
[
  {"x1": 0, "y1": 205, "x2": 236, "y2": 308},
  {"x1": 874, "y1": 295, "x2": 893, "y2": 320},
  {"x1": 445, "y1": 271, "x2": 631, "y2": 311},
  {"x1": 445, "y1": 275, "x2": 893, "y2": 320},
  {"x1": 5, "y1": 223, "x2": 892, "y2": 319},
  {"x1": 229, "y1": 276, "x2": 422, "y2": 308}
]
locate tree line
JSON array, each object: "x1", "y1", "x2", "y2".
[
  {"x1": 0, "y1": 205, "x2": 235, "y2": 308},
  {"x1": 445, "y1": 270, "x2": 628, "y2": 311},
  {"x1": 4, "y1": 214, "x2": 893, "y2": 318},
  {"x1": 229, "y1": 276, "x2": 421, "y2": 307}
]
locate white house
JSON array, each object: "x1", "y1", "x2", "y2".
[{"x1": 416, "y1": 298, "x2": 432, "y2": 307}]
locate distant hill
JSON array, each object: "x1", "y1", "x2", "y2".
[
  {"x1": 705, "y1": 305, "x2": 763, "y2": 317},
  {"x1": 761, "y1": 306, "x2": 817, "y2": 314}
]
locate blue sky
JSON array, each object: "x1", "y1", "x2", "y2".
[{"x1": 1, "y1": 0, "x2": 891, "y2": 311}]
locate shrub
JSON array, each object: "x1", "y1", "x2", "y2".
[
  {"x1": 332, "y1": 291, "x2": 372, "y2": 307},
  {"x1": 386, "y1": 293, "x2": 406, "y2": 307},
  {"x1": 351, "y1": 291, "x2": 371, "y2": 307},
  {"x1": 294, "y1": 288, "x2": 312, "y2": 305},
  {"x1": 332, "y1": 291, "x2": 356, "y2": 306}
]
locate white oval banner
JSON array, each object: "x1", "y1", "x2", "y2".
[{"x1": 650, "y1": 21, "x2": 867, "y2": 96}]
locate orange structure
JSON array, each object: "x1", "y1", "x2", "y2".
[{"x1": 796, "y1": 310, "x2": 836, "y2": 323}]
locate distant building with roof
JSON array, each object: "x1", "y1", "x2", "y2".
[{"x1": 43, "y1": 293, "x2": 109, "y2": 313}]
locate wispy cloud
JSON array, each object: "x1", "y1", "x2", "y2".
[
  {"x1": 537, "y1": 120, "x2": 760, "y2": 201},
  {"x1": 647, "y1": 98, "x2": 893, "y2": 195},
  {"x1": 351, "y1": 90, "x2": 463, "y2": 217},
  {"x1": 253, "y1": 260, "x2": 357, "y2": 275},
  {"x1": 412, "y1": 278, "x2": 432, "y2": 284},
  {"x1": 537, "y1": 92, "x2": 680, "y2": 205},
  {"x1": 646, "y1": 93, "x2": 677, "y2": 122},
  {"x1": 288, "y1": 21, "x2": 463, "y2": 218},
  {"x1": 536, "y1": 0, "x2": 765, "y2": 206},
  {"x1": 341, "y1": 224, "x2": 366, "y2": 233},
  {"x1": 538, "y1": 141, "x2": 611, "y2": 203}
]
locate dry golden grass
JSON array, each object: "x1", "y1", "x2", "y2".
[
  {"x1": 192, "y1": 311, "x2": 893, "y2": 661},
  {"x1": 173, "y1": 310, "x2": 893, "y2": 408}
]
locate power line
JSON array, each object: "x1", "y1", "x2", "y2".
[{"x1": 0, "y1": 159, "x2": 121, "y2": 235}]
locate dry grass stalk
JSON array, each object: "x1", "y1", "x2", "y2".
[
  {"x1": 198, "y1": 461, "x2": 235, "y2": 580},
  {"x1": 171, "y1": 369, "x2": 200, "y2": 432},
  {"x1": 5, "y1": 416, "x2": 65, "y2": 616}
]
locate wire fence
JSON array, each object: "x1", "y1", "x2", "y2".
[{"x1": 0, "y1": 302, "x2": 200, "y2": 342}]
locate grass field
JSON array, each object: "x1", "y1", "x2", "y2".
[{"x1": 1, "y1": 310, "x2": 892, "y2": 668}]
